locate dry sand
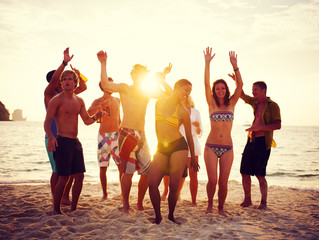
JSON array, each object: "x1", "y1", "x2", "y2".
[{"x1": 0, "y1": 181, "x2": 318, "y2": 240}]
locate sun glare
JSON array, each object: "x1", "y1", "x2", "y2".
[{"x1": 140, "y1": 72, "x2": 160, "y2": 94}]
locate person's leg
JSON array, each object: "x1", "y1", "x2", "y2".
[
  {"x1": 117, "y1": 164, "x2": 124, "y2": 197},
  {"x1": 161, "y1": 175, "x2": 169, "y2": 201},
  {"x1": 53, "y1": 175, "x2": 69, "y2": 214},
  {"x1": 187, "y1": 156, "x2": 198, "y2": 206},
  {"x1": 137, "y1": 174, "x2": 149, "y2": 210},
  {"x1": 256, "y1": 175, "x2": 268, "y2": 209},
  {"x1": 204, "y1": 147, "x2": 218, "y2": 213},
  {"x1": 217, "y1": 149, "x2": 234, "y2": 215},
  {"x1": 71, "y1": 173, "x2": 84, "y2": 211},
  {"x1": 240, "y1": 174, "x2": 252, "y2": 207},
  {"x1": 50, "y1": 172, "x2": 59, "y2": 197},
  {"x1": 149, "y1": 152, "x2": 168, "y2": 224},
  {"x1": 121, "y1": 173, "x2": 133, "y2": 213},
  {"x1": 168, "y1": 150, "x2": 188, "y2": 224},
  {"x1": 61, "y1": 175, "x2": 73, "y2": 205},
  {"x1": 177, "y1": 177, "x2": 185, "y2": 201},
  {"x1": 99, "y1": 167, "x2": 108, "y2": 200}
]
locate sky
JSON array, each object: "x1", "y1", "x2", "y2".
[{"x1": 0, "y1": 0, "x2": 319, "y2": 126}]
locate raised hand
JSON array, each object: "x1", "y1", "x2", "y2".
[
  {"x1": 228, "y1": 73, "x2": 236, "y2": 81},
  {"x1": 163, "y1": 63, "x2": 172, "y2": 76},
  {"x1": 63, "y1": 47, "x2": 74, "y2": 63},
  {"x1": 70, "y1": 64, "x2": 80, "y2": 76},
  {"x1": 97, "y1": 50, "x2": 107, "y2": 63},
  {"x1": 229, "y1": 51, "x2": 238, "y2": 68},
  {"x1": 203, "y1": 47, "x2": 215, "y2": 63}
]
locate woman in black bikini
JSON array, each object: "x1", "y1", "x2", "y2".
[
  {"x1": 203, "y1": 47, "x2": 243, "y2": 215},
  {"x1": 148, "y1": 79, "x2": 199, "y2": 224}
]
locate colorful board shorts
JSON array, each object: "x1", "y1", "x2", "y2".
[
  {"x1": 118, "y1": 127, "x2": 151, "y2": 175},
  {"x1": 98, "y1": 132, "x2": 121, "y2": 167},
  {"x1": 53, "y1": 135, "x2": 86, "y2": 176},
  {"x1": 45, "y1": 138, "x2": 56, "y2": 172}
]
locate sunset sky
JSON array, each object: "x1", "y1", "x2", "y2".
[{"x1": 0, "y1": 0, "x2": 318, "y2": 126}]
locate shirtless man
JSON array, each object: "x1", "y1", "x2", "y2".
[
  {"x1": 44, "y1": 47, "x2": 87, "y2": 205},
  {"x1": 88, "y1": 79, "x2": 122, "y2": 201},
  {"x1": 44, "y1": 57, "x2": 101, "y2": 214},
  {"x1": 97, "y1": 50, "x2": 173, "y2": 213},
  {"x1": 239, "y1": 81, "x2": 281, "y2": 209}
]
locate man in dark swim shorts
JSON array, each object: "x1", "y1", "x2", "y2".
[
  {"x1": 44, "y1": 49, "x2": 101, "y2": 214},
  {"x1": 239, "y1": 81, "x2": 281, "y2": 209}
]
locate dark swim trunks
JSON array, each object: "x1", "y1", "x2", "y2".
[
  {"x1": 53, "y1": 135, "x2": 86, "y2": 176},
  {"x1": 240, "y1": 137, "x2": 271, "y2": 177}
]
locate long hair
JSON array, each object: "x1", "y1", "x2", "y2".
[
  {"x1": 212, "y1": 79, "x2": 230, "y2": 106},
  {"x1": 174, "y1": 78, "x2": 192, "y2": 90}
]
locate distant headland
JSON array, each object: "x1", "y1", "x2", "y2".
[{"x1": 0, "y1": 101, "x2": 26, "y2": 121}]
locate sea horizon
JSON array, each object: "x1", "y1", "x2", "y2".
[{"x1": 0, "y1": 121, "x2": 318, "y2": 192}]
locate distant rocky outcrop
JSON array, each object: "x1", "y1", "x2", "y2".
[
  {"x1": 0, "y1": 101, "x2": 10, "y2": 121},
  {"x1": 12, "y1": 109, "x2": 26, "y2": 121}
]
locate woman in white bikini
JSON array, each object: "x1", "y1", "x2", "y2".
[{"x1": 203, "y1": 46, "x2": 243, "y2": 215}]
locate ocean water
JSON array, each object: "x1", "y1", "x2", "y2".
[{"x1": 0, "y1": 121, "x2": 318, "y2": 191}]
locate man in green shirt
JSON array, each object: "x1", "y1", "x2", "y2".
[{"x1": 240, "y1": 81, "x2": 281, "y2": 209}]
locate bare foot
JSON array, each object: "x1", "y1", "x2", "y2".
[
  {"x1": 218, "y1": 207, "x2": 227, "y2": 216},
  {"x1": 257, "y1": 202, "x2": 267, "y2": 209},
  {"x1": 240, "y1": 200, "x2": 252, "y2": 207},
  {"x1": 168, "y1": 215, "x2": 181, "y2": 225},
  {"x1": 136, "y1": 204, "x2": 144, "y2": 211},
  {"x1": 205, "y1": 205, "x2": 213, "y2": 213},
  {"x1": 149, "y1": 216, "x2": 162, "y2": 224},
  {"x1": 118, "y1": 206, "x2": 130, "y2": 214},
  {"x1": 161, "y1": 192, "x2": 168, "y2": 201},
  {"x1": 70, "y1": 206, "x2": 77, "y2": 212},
  {"x1": 99, "y1": 195, "x2": 107, "y2": 202},
  {"x1": 52, "y1": 209, "x2": 63, "y2": 215},
  {"x1": 191, "y1": 202, "x2": 197, "y2": 207},
  {"x1": 61, "y1": 198, "x2": 72, "y2": 205}
]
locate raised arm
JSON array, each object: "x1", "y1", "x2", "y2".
[
  {"x1": 97, "y1": 50, "x2": 125, "y2": 93},
  {"x1": 229, "y1": 51, "x2": 243, "y2": 105},
  {"x1": 44, "y1": 48, "x2": 74, "y2": 106},
  {"x1": 155, "y1": 63, "x2": 173, "y2": 97},
  {"x1": 203, "y1": 47, "x2": 215, "y2": 105},
  {"x1": 71, "y1": 64, "x2": 87, "y2": 95}
]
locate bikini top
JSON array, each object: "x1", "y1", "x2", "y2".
[
  {"x1": 210, "y1": 111, "x2": 234, "y2": 121},
  {"x1": 155, "y1": 98, "x2": 179, "y2": 127}
]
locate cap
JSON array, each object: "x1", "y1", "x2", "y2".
[{"x1": 46, "y1": 70, "x2": 56, "y2": 83}]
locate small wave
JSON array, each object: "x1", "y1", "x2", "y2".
[
  {"x1": 268, "y1": 172, "x2": 292, "y2": 177},
  {"x1": 0, "y1": 179, "x2": 49, "y2": 185},
  {"x1": 298, "y1": 174, "x2": 319, "y2": 178},
  {"x1": 270, "y1": 185, "x2": 319, "y2": 193}
]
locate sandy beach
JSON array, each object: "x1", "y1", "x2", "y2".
[{"x1": 1, "y1": 181, "x2": 318, "y2": 240}]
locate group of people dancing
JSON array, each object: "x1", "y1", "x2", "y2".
[{"x1": 44, "y1": 46, "x2": 281, "y2": 224}]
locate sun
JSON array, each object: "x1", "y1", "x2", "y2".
[{"x1": 139, "y1": 71, "x2": 161, "y2": 94}]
